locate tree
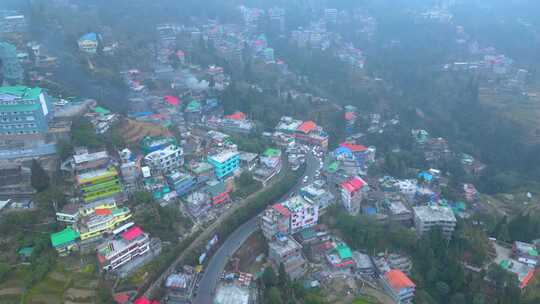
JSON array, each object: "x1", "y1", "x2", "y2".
[
  {"x1": 262, "y1": 266, "x2": 278, "y2": 288},
  {"x1": 266, "y1": 287, "x2": 283, "y2": 304},
  {"x1": 133, "y1": 191, "x2": 154, "y2": 205},
  {"x1": 31, "y1": 159, "x2": 49, "y2": 192},
  {"x1": 0, "y1": 262, "x2": 9, "y2": 283},
  {"x1": 56, "y1": 139, "x2": 74, "y2": 160}
]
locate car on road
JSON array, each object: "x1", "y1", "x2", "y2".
[{"x1": 303, "y1": 176, "x2": 309, "y2": 183}]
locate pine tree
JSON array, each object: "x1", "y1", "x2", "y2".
[{"x1": 31, "y1": 159, "x2": 49, "y2": 192}]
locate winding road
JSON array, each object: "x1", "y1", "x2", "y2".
[{"x1": 194, "y1": 151, "x2": 320, "y2": 304}]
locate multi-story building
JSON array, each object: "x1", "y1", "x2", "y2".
[
  {"x1": 0, "y1": 42, "x2": 23, "y2": 84},
  {"x1": 75, "y1": 206, "x2": 132, "y2": 240},
  {"x1": 140, "y1": 136, "x2": 177, "y2": 155},
  {"x1": 96, "y1": 226, "x2": 151, "y2": 272},
  {"x1": 167, "y1": 171, "x2": 196, "y2": 196},
  {"x1": 275, "y1": 117, "x2": 328, "y2": 149},
  {"x1": 77, "y1": 167, "x2": 122, "y2": 203},
  {"x1": 56, "y1": 196, "x2": 118, "y2": 224},
  {"x1": 340, "y1": 176, "x2": 367, "y2": 215},
  {"x1": 300, "y1": 180, "x2": 335, "y2": 212},
  {"x1": 0, "y1": 86, "x2": 53, "y2": 139},
  {"x1": 144, "y1": 144, "x2": 183, "y2": 173},
  {"x1": 50, "y1": 227, "x2": 80, "y2": 255},
  {"x1": 260, "y1": 195, "x2": 318, "y2": 240},
  {"x1": 0, "y1": 12, "x2": 26, "y2": 34},
  {"x1": 412, "y1": 206, "x2": 457, "y2": 239},
  {"x1": 253, "y1": 148, "x2": 282, "y2": 186},
  {"x1": 268, "y1": 234, "x2": 306, "y2": 280},
  {"x1": 71, "y1": 150, "x2": 110, "y2": 173},
  {"x1": 381, "y1": 269, "x2": 415, "y2": 304},
  {"x1": 78, "y1": 32, "x2": 99, "y2": 54},
  {"x1": 207, "y1": 150, "x2": 240, "y2": 180}
]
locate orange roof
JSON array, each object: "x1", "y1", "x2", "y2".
[
  {"x1": 520, "y1": 269, "x2": 535, "y2": 289},
  {"x1": 340, "y1": 142, "x2": 368, "y2": 152},
  {"x1": 385, "y1": 270, "x2": 415, "y2": 291},
  {"x1": 224, "y1": 111, "x2": 246, "y2": 120},
  {"x1": 95, "y1": 208, "x2": 112, "y2": 216},
  {"x1": 297, "y1": 121, "x2": 317, "y2": 134}
]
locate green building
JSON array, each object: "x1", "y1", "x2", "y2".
[{"x1": 0, "y1": 86, "x2": 54, "y2": 138}]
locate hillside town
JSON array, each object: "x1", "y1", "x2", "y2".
[{"x1": 0, "y1": 1, "x2": 540, "y2": 304}]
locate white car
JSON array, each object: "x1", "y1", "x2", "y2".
[{"x1": 303, "y1": 176, "x2": 309, "y2": 183}]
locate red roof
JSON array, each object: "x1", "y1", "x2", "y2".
[
  {"x1": 164, "y1": 95, "x2": 180, "y2": 106},
  {"x1": 341, "y1": 177, "x2": 366, "y2": 193},
  {"x1": 385, "y1": 270, "x2": 415, "y2": 291},
  {"x1": 95, "y1": 208, "x2": 112, "y2": 216},
  {"x1": 340, "y1": 142, "x2": 368, "y2": 152},
  {"x1": 113, "y1": 293, "x2": 130, "y2": 304},
  {"x1": 272, "y1": 203, "x2": 290, "y2": 217},
  {"x1": 224, "y1": 111, "x2": 246, "y2": 121},
  {"x1": 344, "y1": 112, "x2": 355, "y2": 121},
  {"x1": 122, "y1": 226, "x2": 143, "y2": 241},
  {"x1": 134, "y1": 297, "x2": 150, "y2": 304},
  {"x1": 296, "y1": 121, "x2": 317, "y2": 134}
]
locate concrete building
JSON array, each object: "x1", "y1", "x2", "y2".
[
  {"x1": 340, "y1": 176, "x2": 367, "y2": 215},
  {"x1": 412, "y1": 206, "x2": 457, "y2": 239},
  {"x1": 275, "y1": 117, "x2": 329, "y2": 149},
  {"x1": 75, "y1": 206, "x2": 132, "y2": 240},
  {"x1": 381, "y1": 269, "x2": 415, "y2": 304},
  {"x1": 96, "y1": 226, "x2": 151, "y2": 272},
  {"x1": 78, "y1": 32, "x2": 99, "y2": 54},
  {"x1": 50, "y1": 227, "x2": 80, "y2": 255},
  {"x1": 300, "y1": 180, "x2": 335, "y2": 211},
  {"x1": 167, "y1": 171, "x2": 196, "y2": 196},
  {"x1": 207, "y1": 150, "x2": 240, "y2": 180},
  {"x1": 0, "y1": 86, "x2": 53, "y2": 139},
  {"x1": 268, "y1": 234, "x2": 306, "y2": 280},
  {"x1": 144, "y1": 144, "x2": 183, "y2": 173},
  {"x1": 260, "y1": 195, "x2": 319, "y2": 240},
  {"x1": 77, "y1": 167, "x2": 121, "y2": 203},
  {"x1": 253, "y1": 148, "x2": 282, "y2": 186},
  {"x1": 214, "y1": 283, "x2": 250, "y2": 304}
]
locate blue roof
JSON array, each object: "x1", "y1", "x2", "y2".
[
  {"x1": 335, "y1": 146, "x2": 352, "y2": 157},
  {"x1": 418, "y1": 171, "x2": 433, "y2": 182},
  {"x1": 363, "y1": 207, "x2": 377, "y2": 215},
  {"x1": 80, "y1": 32, "x2": 97, "y2": 42}
]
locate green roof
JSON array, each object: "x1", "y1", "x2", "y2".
[
  {"x1": 336, "y1": 243, "x2": 352, "y2": 260},
  {"x1": 500, "y1": 260, "x2": 509, "y2": 269},
  {"x1": 327, "y1": 162, "x2": 338, "y2": 173},
  {"x1": 0, "y1": 86, "x2": 42, "y2": 100},
  {"x1": 300, "y1": 229, "x2": 317, "y2": 240},
  {"x1": 93, "y1": 106, "x2": 111, "y2": 115},
  {"x1": 0, "y1": 103, "x2": 40, "y2": 112},
  {"x1": 186, "y1": 100, "x2": 201, "y2": 111},
  {"x1": 528, "y1": 249, "x2": 539, "y2": 257},
  {"x1": 50, "y1": 227, "x2": 80, "y2": 248},
  {"x1": 264, "y1": 148, "x2": 280, "y2": 157},
  {"x1": 17, "y1": 246, "x2": 34, "y2": 257}
]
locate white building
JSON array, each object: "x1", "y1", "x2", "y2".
[
  {"x1": 143, "y1": 145, "x2": 183, "y2": 173},
  {"x1": 96, "y1": 226, "x2": 150, "y2": 272},
  {"x1": 340, "y1": 176, "x2": 367, "y2": 215},
  {"x1": 260, "y1": 195, "x2": 319, "y2": 240},
  {"x1": 412, "y1": 206, "x2": 457, "y2": 239},
  {"x1": 381, "y1": 269, "x2": 415, "y2": 304}
]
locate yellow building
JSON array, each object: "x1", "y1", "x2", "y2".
[{"x1": 76, "y1": 207, "x2": 131, "y2": 240}]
